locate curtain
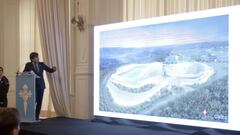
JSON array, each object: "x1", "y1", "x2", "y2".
[
  {"x1": 19, "y1": 0, "x2": 55, "y2": 117},
  {"x1": 36, "y1": 0, "x2": 71, "y2": 117},
  {"x1": 123, "y1": 0, "x2": 240, "y2": 21}
]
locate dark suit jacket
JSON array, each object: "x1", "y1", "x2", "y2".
[
  {"x1": 23, "y1": 62, "x2": 56, "y2": 90},
  {"x1": 0, "y1": 76, "x2": 9, "y2": 101}
]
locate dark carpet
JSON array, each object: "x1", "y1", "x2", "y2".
[{"x1": 19, "y1": 117, "x2": 240, "y2": 135}]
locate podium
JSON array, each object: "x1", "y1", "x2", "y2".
[{"x1": 16, "y1": 72, "x2": 37, "y2": 122}]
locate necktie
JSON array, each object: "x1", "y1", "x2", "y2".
[{"x1": 34, "y1": 63, "x2": 39, "y2": 73}]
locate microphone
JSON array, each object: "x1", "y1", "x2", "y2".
[
  {"x1": 16, "y1": 63, "x2": 26, "y2": 75},
  {"x1": 16, "y1": 63, "x2": 40, "y2": 78}
]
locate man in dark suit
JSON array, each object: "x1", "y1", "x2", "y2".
[
  {"x1": 0, "y1": 67, "x2": 9, "y2": 108},
  {"x1": 23, "y1": 52, "x2": 56, "y2": 120}
]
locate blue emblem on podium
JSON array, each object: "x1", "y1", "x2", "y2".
[{"x1": 16, "y1": 72, "x2": 36, "y2": 122}]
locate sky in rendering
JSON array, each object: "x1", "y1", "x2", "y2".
[{"x1": 100, "y1": 15, "x2": 228, "y2": 48}]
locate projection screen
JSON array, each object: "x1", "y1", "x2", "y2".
[{"x1": 94, "y1": 5, "x2": 240, "y2": 131}]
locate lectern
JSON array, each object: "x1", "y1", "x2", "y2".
[{"x1": 16, "y1": 72, "x2": 36, "y2": 122}]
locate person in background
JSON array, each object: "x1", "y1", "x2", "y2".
[
  {"x1": 0, "y1": 67, "x2": 9, "y2": 108},
  {"x1": 23, "y1": 52, "x2": 56, "y2": 120},
  {"x1": 0, "y1": 108, "x2": 20, "y2": 135}
]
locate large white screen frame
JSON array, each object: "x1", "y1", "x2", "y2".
[{"x1": 94, "y1": 5, "x2": 240, "y2": 131}]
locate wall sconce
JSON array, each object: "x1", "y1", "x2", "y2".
[{"x1": 71, "y1": 15, "x2": 85, "y2": 32}]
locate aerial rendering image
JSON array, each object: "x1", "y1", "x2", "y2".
[{"x1": 98, "y1": 15, "x2": 228, "y2": 123}]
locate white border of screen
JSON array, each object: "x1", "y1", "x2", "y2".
[{"x1": 94, "y1": 5, "x2": 240, "y2": 131}]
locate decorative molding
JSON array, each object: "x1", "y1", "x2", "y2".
[
  {"x1": 75, "y1": 64, "x2": 93, "y2": 75},
  {"x1": 69, "y1": 94, "x2": 76, "y2": 117},
  {"x1": 71, "y1": 64, "x2": 93, "y2": 96},
  {"x1": 73, "y1": 75, "x2": 93, "y2": 119}
]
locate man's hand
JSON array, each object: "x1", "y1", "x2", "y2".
[{"x1": 52, "y1": 66, "x2": 56, "y2": 71}]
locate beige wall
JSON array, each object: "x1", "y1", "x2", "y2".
[
  {"x1": 0, "y1": 0, "x2": 19, "y2": 107},
  {"x1": 70, "y1": 0, "x2": 123, "y2": 119},
  {"x1": 0, "y1": 1, "x2": 3, "y2": 66}
]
